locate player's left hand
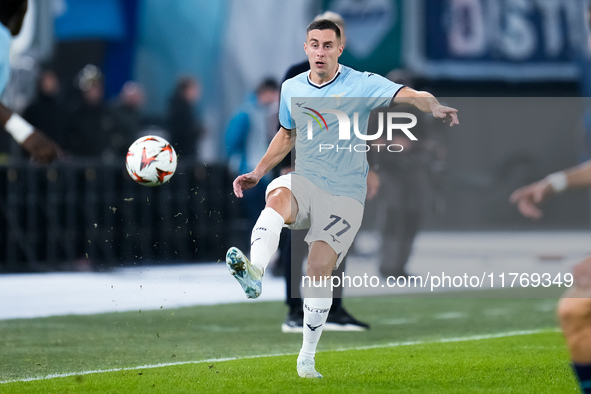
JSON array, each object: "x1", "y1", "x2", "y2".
[
  {"x1": 431, "y1": 104, "x2": 459, "y2": 127},
  {"x1": 509, "y1": 180, "x2": 554, "y2": 219}
]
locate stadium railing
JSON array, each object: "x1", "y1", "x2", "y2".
[{"x1": 0, "y1": 160, "x2": 244, "y2": 273}]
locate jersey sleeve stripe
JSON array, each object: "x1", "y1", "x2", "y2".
[
  {"x1": 388, "y1": 85, "x2": 406, "y2": 106},
  {"x1": 279, "y1": 122, "x2": 294, "y2": 130}
]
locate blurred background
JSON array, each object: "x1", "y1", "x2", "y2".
[{"x1": 1, "y1": 0, "x2": 590, "y2": 273}]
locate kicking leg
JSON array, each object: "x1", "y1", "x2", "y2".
[
  {"x1": 226, "y1": 187, "x2": 297, "y2": 298},
  {"x1": 250, "y1": 187, "x2": 296, "y2": 274}
]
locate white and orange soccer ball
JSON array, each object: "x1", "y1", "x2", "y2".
[{"x1": 125, "y1": 135, "x2": 177, "y2": 186}]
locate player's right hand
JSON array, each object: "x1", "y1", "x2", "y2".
[
  {"x1": 509, "y1": 180, "x2": 554, "y2": 220},
  {"x1": 232, "y1": 172, "x2": 260, "y2": 198},
  {"x1": 21, "y1": 130, "x2": 62, "y2": 164}
]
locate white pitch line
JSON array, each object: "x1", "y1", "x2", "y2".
[
  {"x1": 382, "y1": 317, "x2": 417, "y2": 325},
  {"x1": 333, "y1": 329, "x2": 559, "y2": 352},
  {"x1": 0, "y1": 328, "x2": 559, "y2": 385},
  {"x1": 432, "y1": 312, "x2": 467, "y2": 320}
]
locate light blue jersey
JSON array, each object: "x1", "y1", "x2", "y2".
[
  {"x1": 0, "y1": 23, "x2": 11, "y2": 95},
  {"x1": 279, "y1": 64, "x2": 404, "y2": 204}
]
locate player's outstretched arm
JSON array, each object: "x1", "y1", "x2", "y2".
[
  {"x1": 393, "y1": 87, "x2": 459, "y2": 127},
  {"x1": 0, "y1": 103, "x2": 62, "y2": 164},
  {"x1": 509, "y1": 160, "x2": 591, "y2": 219},
  {"x1": 232, "y1": 127, "x2": 294, "y2": 198}
]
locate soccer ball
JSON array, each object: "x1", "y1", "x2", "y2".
[{"x1": 125, "y1": 135, "x2": 177, "y2": 186}]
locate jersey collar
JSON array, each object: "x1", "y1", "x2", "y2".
[{"x1": 307, "y1": 64, "x2": 342, "y2": 89}]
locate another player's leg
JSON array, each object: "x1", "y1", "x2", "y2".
[
  {"x1": 325, "y1": 258, "x2": 370, "y2": 331},
  {"x1": 297, "y1": 240, "x2": 337, "y2": 378},
  {"x1": 282, "y1": 229, "x2": 307, "y2": 333},
  {"x1": 227, "y1": 187, "x2": 296, "y2": 298},
  {"x1": 557, "y1": 256, "x2": 591, "y2": 393}
]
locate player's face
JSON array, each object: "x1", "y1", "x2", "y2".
[{"x1": 304, "y1": 29, "x2": 343, "y2": 83}]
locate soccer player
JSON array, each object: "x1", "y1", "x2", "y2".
[
  {"x1": 226, "y1": 19, "x2": 459, "y2": 378},
  {"x1": 0, "y1": 0, "x2": 60, "y2": 163},
  {"x1": 278, "y1": 11, "x2": 370, "y2": 333},
  {"x1": 510, "y1": 161, "x2": 591, "y2": 393}
]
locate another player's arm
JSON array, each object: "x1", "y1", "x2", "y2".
[
  {"x1": 510, "y1": 160, "x2": 591, "y2": 219},
  {"x1": 393, "y1": 87, "x2": 459, "y2": 127},
  {"x1": 562, "y1": 160, "x2": 591, "y2": 189},
  {"x1": 232, "y1": 127, "x2": 295, "y2": 198},
  {"x1": 0, "y1": 102, "x2": 61, "y2": 164}
]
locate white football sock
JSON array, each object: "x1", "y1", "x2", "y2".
[
  {"x1": 298, "y1": 296, "x2": 333, "y2": 361},
  {"x1": 250, "y1": 207, "x2": 284, "y2": 274}
]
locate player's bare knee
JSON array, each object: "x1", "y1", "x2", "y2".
[
  {"x1": 307, "y1": 241, "x2": 337, "y2": 278},
  {"x1": 557, "y1": 297, "x2": 591, "y2": 331},
  {"x1": 266, "y1": 187, "x2": 294, "y2": 223},
  {"x1": 557, "y1": 298, "x2": 577, "y2": 325}
]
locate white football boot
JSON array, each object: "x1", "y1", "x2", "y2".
[
  {"x1": 226, "y1": 247, "x2": 262, "y2": 299},
  {"x1": 297, "y1": 358, "x2": 323, "y2": 378}
]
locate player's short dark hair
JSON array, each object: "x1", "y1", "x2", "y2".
[
  {"x1": 306, "y1": 19, "x2": 341, "y2": 40},
  {"x1": 176, "y1": 76, "x2": 196, "y2": 94},
  {"x1": 0, "y1": 0, "x2": 26, "y2": 25},
  {"x1": 256, "y1": 78, "x2": 278, "y2": 94}
]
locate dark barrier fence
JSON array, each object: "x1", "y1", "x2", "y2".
[
  {"x1": 2, "y1": 155, "x2": 589, "y2": 273},
  {"x1": 0, "y1": 160, "x2": 245, "y2": 273}
]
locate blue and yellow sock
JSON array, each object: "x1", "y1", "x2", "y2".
[{"x1": 573, "y1": 363, "x2": 591, "y2": 393}]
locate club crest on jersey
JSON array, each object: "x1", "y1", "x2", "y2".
[{"x1": 330, "y1": 92, "x2": 346, "y2": 106}]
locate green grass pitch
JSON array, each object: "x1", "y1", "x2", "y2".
[{"x1": 0, "y1": 291, "x2": 581, "y2": 393}]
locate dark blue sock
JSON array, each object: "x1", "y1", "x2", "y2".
[{"x1": 573, "y1": 363, "x2": 591, "y2": 393}]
